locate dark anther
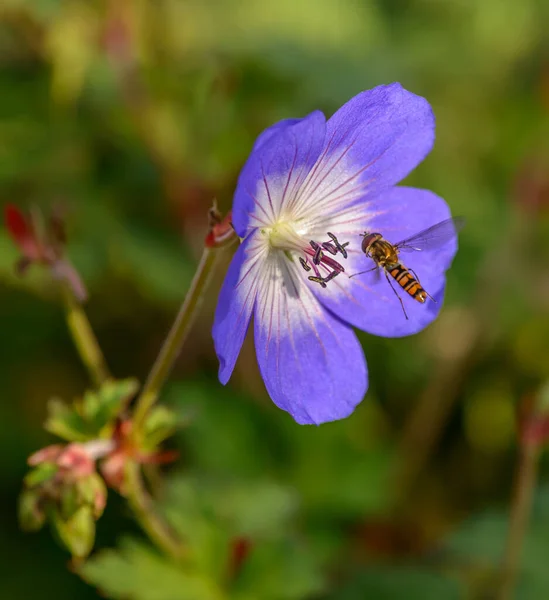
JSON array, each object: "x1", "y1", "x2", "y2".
[
  {"x1": 323, "y1": 270, "x2": 341, "y2": 284},
  {"x1": 320, "y1": 242, "x2": 337, "y2": 255},
  {"x1": 307, "y1": 275, "x2": 327, "y2": 288},
  {"x1": 309, "y1": 241, "x2": 323, "y2": 265},
  {"x1": 299, "y1": 257, "x2": 311, "y2": 272},
  {"x1": 326, "y1": 232, "x2": 349, "y2": 259},
  {"x1": 308, "y1": 269, "x2": 341, "y2": 288},
  {"x1": 303, "y1": 233, "x2": 350, "y2": 288}
]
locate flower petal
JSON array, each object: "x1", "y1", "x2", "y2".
[
  {"x1": 326, "y1": 83, "x2": 435, "y2": 189},
  {"x1": 291, "y1": 83, "x2": 434, "y2": 223},
  {"x1": 253, "y1": 255, "x2": 367, "y2": 424},
  {"x1": 232, "y1": 111, "x2": 327, "y2": 237},
  {"x1": 316, "y1": 187, "x2": 457, "y2": 338},
  {"x1": 251, "y1": 118, "x2": 303, "y2": 152},
  {"x1": 213, "y1": 231, "x2": 268, "y2": 383}
]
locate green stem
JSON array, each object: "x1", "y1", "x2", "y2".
[
  {"x1": 498, "y1": 442, "x2": 540, "y2": 600},
  {"x1": 61, "y1": 284, "x2": 183, "y2": 558},
  {"x1": 125, "y1": 461, "x2": 185, "y2": 560},
  {"x1": 133, "y1": 247, "x2": 220, "y2": 428},
  {"x1": 124, "y1": 246, "x2": 223, "y2": 560},
  {"x1": 58, "y1": 242, "x2": 226, "y2": 561},
  {"x1": 62, "y1": 287, "x2": 110, "y2": 387}
]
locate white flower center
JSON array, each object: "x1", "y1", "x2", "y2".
[
  {"x1": 263, "y1": 221, "x2": 307, "y2": 253},
  {"x1": 260, "y1": 220, "x2": 349, "y2": 289}
]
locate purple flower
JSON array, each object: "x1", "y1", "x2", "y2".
[{"x1": 213, "y1": 83, "x2": 459, "y2": 425}]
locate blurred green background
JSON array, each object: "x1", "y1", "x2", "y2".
[{"x1": 2, "y1": 0, "x2": 549, "y2": 598}]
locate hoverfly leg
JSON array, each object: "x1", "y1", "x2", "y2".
[
  {"x1": 384, "y1": 271, "x2": 409, "y2": 320},
  {"x1": 407, "y1": 267, "x2": 436, "y2": 303},
  {"x1": 407, "y1": 267, "x2": 420, "y2": 281},
  {"x1": 349, "y1": 265, "x2": 379, "y2": 279},
  {"x1": 299, "y1": 257, "x2": 311, "y2": 272}
]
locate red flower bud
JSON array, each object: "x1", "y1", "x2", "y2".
[
  {"x1": 227, "y1": 537, "x2": 252, "y2": 579},
  {"x1": 4, "y1": 204, "x2": 41, "y2": 260},
  {"x1": 4, "y1": 204, "x2": 88, "y2": 301},
  {"x1": 57, "y1": 444, "x2": 96, "y2": 479},
  {"x1": 205, "y1": 208, "x2": 236, "y2": 248}
]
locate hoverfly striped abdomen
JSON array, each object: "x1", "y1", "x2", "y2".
[{"x1": 388, "y1": 263, "x2": 428, "y2": 303}]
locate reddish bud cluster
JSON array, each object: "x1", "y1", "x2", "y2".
[
  {"x1": 29, "y1": 442, "x2": 96, "y2": 479},
  {"x1": 100, "y1": 419, "x2": 178, "y2": 493},
  {"x1": 205, "y1": 205, "x2": 236, "y2": 248},
  {"x1": 24, "y1": 442, "x2": 107, "y2": 525},
  {"x1": 5, "y1": 205, "x2": 46, "y2": 265},
  {"x1": 4, "y1": 204, "x2": 87, "y2": 301}
]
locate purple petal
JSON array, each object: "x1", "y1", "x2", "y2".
[
  {"x1": 213, "y1": 231, "x2": 268, "y2": 383},
  {"x1": 293, "y1": 84, "x2": 434, "y2": 222},
  {"x1": 253, "y1": 258, "x2": 367, "y2": 424},
  {"x1": 326, "y1": 83, "x2": 434, "y2": 188},
  {"x1": 232, "y1": 111, "x2": 327, "y2": 237},
  {"x1": 251, "y1": 118, "x2": 304, "y2": 152},
  {"x1": 317, "y1": 187, "x2": 457, "y2": 338}
]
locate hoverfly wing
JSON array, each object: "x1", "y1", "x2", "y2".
[{"x1": 395, "y1": 217, "x2": 465, "y2": 253}]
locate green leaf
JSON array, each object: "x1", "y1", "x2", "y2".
[
  {"x1": 18, "y1": 490, "x2": 46, "y2": 531},
  {"x1": 163, "y1": 477, "x2": 298, "y2": 540},
  {"x1": 45, "y1": 378, "x2": 138, "y2": 442},
  {"x1": 168, "y1": 382, "x2": 273, "y2": 478},
  {"x1": 84, "y1": 378, "x2": 139, "y2": 432},
  {"x1": 59, "y1": 483, "x2": 80, "y2": 520},
  {"x1": 161, "y1": 475, "x2": 323, "y2": 591},
  {"x1": 23, "y1": 462, "x2": 59, "y2": 487},
  {"x1": 52, "y1": 505, "x2": 96, "y2": 559},
  {"x1": 169, "y1": 381, "x2": 390, "y2": 517},
  {"x1": 76, "y1": 473, "x2": 107, "y2": 519},
  {"x1": 160, "y1": 478, "x2": 233, "y2": 580},
  {"x1": 80, "y1": 538, "x2": 224, "y2": 600},
  {"x1": 327, "y1": 567, "x2": 462, "y2": 600},
  {"x1": 58, "y1": 474, "x2": 107, "y2": 521},
  {"x1": 446, "y1": 486, "x2": 549, "y2": 599},
  {"x1": 143, "y1": 405, "x2": 179, "y2": 450},
  {"x1": 233, "y1": 538, "x2": 325, "y2": 600},
  {"x1": 447, "y1": 510, "x2": 507, "y2": 564},
  {"x1": 45, "y1": 397, "x2": 90, "y2": 442},
  {"x1": 215, "y1": 481, "x2": 298, "y2": 539}
]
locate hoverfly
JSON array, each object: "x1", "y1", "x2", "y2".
[{"x1": 351, "y1": 217, "x2": 465, "y2": 319}]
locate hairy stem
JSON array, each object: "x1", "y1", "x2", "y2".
[
  {"x1": 61, "y1": 284, "x2": 182, "y2": 558},
  {"x1": 133, "y1": 247, "x2": 220, "y2": 428},
  {"x1": 125, "y1": 246, "x2": 224, "y2": 559},
  {"x1": 62, "y1": 287, "x2": 110, "y2": 387},
  {"x1": 125, "y1": 461, "x2": 185, "y2": 560},
  {"x1": 498, "y1": 442, "x2": 540, "y2": 600}
]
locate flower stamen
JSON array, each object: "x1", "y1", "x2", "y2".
[
  {"x1": 300, "y1": 232, "x2": 349, "y2": 288},
  {"x1": 325, "y1": 232, "x2": 349, "y2": 259},
  {"x1": 299, "y1": 257, "x2": 311, "y2": 272}
]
